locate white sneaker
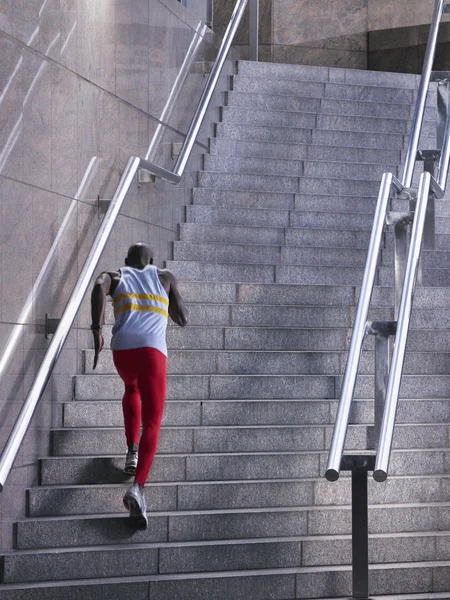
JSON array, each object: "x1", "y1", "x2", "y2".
[{"x1": 123, "y1": 482, "x2": 148, "y2": 530}]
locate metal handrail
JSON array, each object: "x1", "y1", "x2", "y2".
[
  {"x1": 326, "y1": 0, "x2": 449, "y2": 482},
  {"x1": 0, "y1": 0, "x2": 250, "y2": 491},
  {"x1": 373, "y1": 172, "x2": 432, "y2": 481}
]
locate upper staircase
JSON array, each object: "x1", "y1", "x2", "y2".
[{"x1": 1, "y1": 61, "x2": 449, "y2": 599}]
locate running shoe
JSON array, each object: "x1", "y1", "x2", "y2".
[
  {"x1": 123, "y1": 482, "x2": 148, "y2": 530},
  {"x1": 123, "y1": 451, "x2": 138, "y2": 475}
]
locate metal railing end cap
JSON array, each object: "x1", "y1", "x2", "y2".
[
  {"x1": 325, "y1": 469, "x2": 340, "y2": 482},
  {"x1": 373, "y1": 469, "x2": 387, "y2": 483}
]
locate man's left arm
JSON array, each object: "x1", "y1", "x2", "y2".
[{"x1": 161, "y1": 270, "x2": 188, "y2": 327}]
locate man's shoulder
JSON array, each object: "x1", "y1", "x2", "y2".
[{"x1": 157, "y1": 268, "x2": 175, "y2": 282}]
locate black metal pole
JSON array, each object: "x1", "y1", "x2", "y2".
[
  {"x1": 352, "y1": 468, "x2": 369, "y2": 599},
  {"x1": 341, "y1": 455, "x2": 375, "y2": 600}
]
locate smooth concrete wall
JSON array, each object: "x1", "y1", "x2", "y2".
[
  {"x1": 0, "y1": 0, "x2": 235, "y2": 552},
  {"x1": 214, "y1": 0, "x2": 450, "y2": 72}
]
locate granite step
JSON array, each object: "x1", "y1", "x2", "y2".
[
  {"x1": 179, "y1": 222, "x2": 374, "y2": 248},
  {"x1": 220, "y1": 107, "x2": 433, "y2": 137},
  {"x1": 232, "y1": 74, "x2": 416, "y2": 105},
  {"x1": 0, "y1": 563, "x2": 449, "y2": 600},
  {"x1": 167, "y1": 259, "x2": 368, "y2": 285},
  {"x1": 226, "y1": 91, "x2": 435, "y2": 121},
  {"x1": 73, "y1": 372, "x2": 337, "y2": 401},
  {"x1": 185, "y1": 206, "x2": 377, "y2": 230},
  {"x1": 26, "y1": 475, "x2": 450, "y2": 518},
  {"x1": 208, "y1": 138, "x2": 402, "y2": 164},
  {"x1": 84, "y1": 348, "x2": 450, "y2": 376},
  {"x1": 203, "y1": 155, "x2": 395, "y2": 180},
  {"x1": 221, "y1": 106, "x2": 318, "y2": 129},
  {"x1": 15, "y1": 501, "x2": 450, "y2": 550},
  {"x1": 236, "y1": 61, "x2": 421, "y2": 89},
  {"x1": 51, "y1": 422, "x2": 449, "y2": 458},
  {"x1": 40, "y1": 448, "x2": 450, "y2": 486},
  {"x1": 3, "y1": 531, "x2": 450, "y2": 584},
  {"x1": 96, "y1": 301, "x2": 450, "y2": 330},
  {"x1": 379, "y1": 266, "x2": 450, "y2": 287},
  {"x1": 64, "y1": 397, "x2": 450, "y2": 429},
  {"x1": 2, "y1": 538, "x2": 309, "y2": 584},
  {"x1": 173, "y1": 282, "x2": 450, "y2": 309},
  {"x1": 216, "y1": 122, "x2": 406, "y2": 149}
]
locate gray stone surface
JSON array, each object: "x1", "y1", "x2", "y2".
[
  {"x1": 3, "y1": 546, "x2": 158, "y2": 583},
  {"x1": 159, "y1": 540, "x2": 302, "y2": 573},
  {"x1": 52, "y1": 427, "x2": 194, "y2": 456},
  {"x1": 201, "y1": 400, "x2": 331, "y2": 426},
  {"x1": 0, "y1": 581, "x2": 150, "y2": 599},
  {"x1": 185, "y1": 453, "x2": 320, "y2": 480},
  {"x1": 193, "y1": 426, "x2": 327, "y2": 453},
  {"x1": 28, "y1": 484, "x2": 177, "y2": 517},
  {"x1": 40, "y1": 455, "x2": 186, "y2": 485},
  {"x1": 167, "y1": 260, "x2": 276, "y2": 284},
  {"x1": 16, "y1": 515, "x2": 169, "y2": 549},
  {"x1": 216, "y1": 122, "x2": 314, "y2": 144},
  {"x1": 276, "y1": 264, "x2": 365, "y2": 286},
  {"x1": 186, "y1": 204, "x2": 291, "y2": 227},
  {"x1": 180, "y1": 222, "x2": 285, "y2": 245},
  {"x1": 168, "y1": 508, "x2": 308, "y2": 541},
  {"x1": 204, "y1": 155, "x2": 305, "y2": 177},
  {"x1": 221, "y1": 106, "x2": 317, "y2": 129},
  {"x1": 74, "y1": 374, "x2": 210, "y2": 401},
  {"x1": 149, "y1": 573, "x2": 295, "y2": 600},
  {"x1": 198, "y1": 171, "x2": 300, "y2": 193},
  {"x1": 193, "y1": 187, "x2": 296, "y2": 209},
  {"x1": 224, "y1": 326, "x2": 349, "y2": 351},
  {"x1": 210, "y1": 137, "x2": 401, "y2": 164},
  {"x1": 174, "y1": 241, "x2": 281, "y2": 264},
  {"x1": 286, "y1": 227, "x2": 371, "y2": 248},
  {"x1": 177, "y1": 480, "x2": 315, "y2": 510}
]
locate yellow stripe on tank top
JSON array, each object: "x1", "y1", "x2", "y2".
[
  {"x1": 113, "y1": 303, "x2": 169, "y2": 318},
  {"x1": 112, "y1": 292, "x2": 169, "y2": 307}
]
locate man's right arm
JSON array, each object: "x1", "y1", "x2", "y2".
[{"x1": 90, "y1": 272, "x2": 114, "y2": 369}]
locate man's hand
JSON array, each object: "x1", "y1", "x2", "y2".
[{"x1": 93, "y1": 330, "x2": 104, "y2": 370}]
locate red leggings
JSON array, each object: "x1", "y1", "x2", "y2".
[{"x1": 112, "y1": 347, "x2": 167, "y2": 486}]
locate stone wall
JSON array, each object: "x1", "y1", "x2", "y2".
[
  {"x1": 0, "y1": 0, "x2": 234, "y2": 552},
  {"x1": 214, "y1": 0, "x2": 450, "y2": 72}
]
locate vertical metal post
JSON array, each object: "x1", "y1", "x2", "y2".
[
  {"x1": 374, "y1": 335, "x2": 389, "y2": 445},
  {"x1": 437, "y1": 80, "x2": 449, "y2": 150},
  {"x1": 249, "y1": 0, "x2": 259, "y2": 61},
  {"x1": 206, "y1": 0, "x2": 213, "y2": 28},
  {"x1": 402, "y1": 0, "x2": 445, "y2": 188},
  {"x1": 341, "y1": 455, "x2": 375, "y2": 600},
  {"x1": 394, "y1": 222, "x2": 408, "y2": 319},
  {"x1": 352, "y1": 468, "x2": 370, "y2": 599}
]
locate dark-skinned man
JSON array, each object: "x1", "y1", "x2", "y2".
[{"x1": 91, "y1": 242, "x2": 188, "y2": 529}]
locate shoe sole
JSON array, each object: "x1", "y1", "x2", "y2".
[
  {"x1": 123, "y1": 495, "x2": 148, "y2": 531},
  {"x1": 123, "y1": 466, "x2": 137, "y2": 475}
]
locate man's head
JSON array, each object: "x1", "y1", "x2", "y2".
[{"x1": 125, "y1": 242, "x2": 154, "y2": 269}]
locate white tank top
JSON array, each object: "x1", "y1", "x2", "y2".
[{"x1": 111, "y1": 265, "x2": 169, "y2": 356}]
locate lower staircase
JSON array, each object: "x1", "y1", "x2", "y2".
[{"x1": 1, "y1": 61, "x2": 450, "y2": 599}]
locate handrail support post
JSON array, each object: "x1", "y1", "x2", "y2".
[
  {"x1": 341, "y1": 455, "x2": 376, "y2": 600},
  {"x1": 249, "y1": 0, "x2": 259, "y2": 61},
  {"x1": 366, "y1": 321, "x2": 397, "y2": 447}
]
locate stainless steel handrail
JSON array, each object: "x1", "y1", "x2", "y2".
[
  {"x1": 326, "y1": 0, "x2": 449, "y2": 482},
  {"x1": 373, "y1": 172, "x2": 432, "y2": 481},
  {"x1": 145, "y1": 0, "x2": 249, "y2": 183},
  {"x1": 325, "y1": 173, "x2": 402, "y2": 481},
  {"x1": 0, "y1": 0, "x2": 250, "y2": 491}
]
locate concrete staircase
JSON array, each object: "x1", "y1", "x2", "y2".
[{"x1": 1, "y1": 61, "x2": 450, "y2": 599}]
